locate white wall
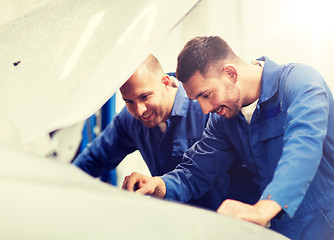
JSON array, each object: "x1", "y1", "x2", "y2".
[
  {"x1": 154, "y1": 0, "x2": 243, "y2": 72},
  {"x1": 155, "y1": 0, "x2": 334, "y2": 90},
  {"x1": 240, "y1": 0, "x2": 334, "y2": 90}
]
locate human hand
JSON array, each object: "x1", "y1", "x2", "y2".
[
  {"x1": 122, "y1": 172, "x2": 166, "y2": 198},
  {"x1": 216, "y1": 199, "x2": 282, "y2": 227}
]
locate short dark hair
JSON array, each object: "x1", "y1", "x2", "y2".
[
  {"x1": 145, "y1": 54, "x2": 163, "y2": 71},
  {"x1": 176, "y1": 36, "x2": 237, "y2": 83}
]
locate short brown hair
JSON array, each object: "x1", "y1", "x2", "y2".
[{"x1": 176, "y1": 36, "x2": 237, "y2": 83}]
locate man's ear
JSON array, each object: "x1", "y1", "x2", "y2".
[
  {"x1": 222, "y1": 64, "x2": 237, "y2": 83},
  {"x1": 162, "y1": 75, "x2": 172, "y2": 87}
]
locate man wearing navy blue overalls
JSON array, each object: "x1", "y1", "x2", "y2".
[{"x1": 123, "y1": 37, "x2": 334, "y2": 239}]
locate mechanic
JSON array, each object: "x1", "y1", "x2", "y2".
[
  {"x1": 122, "y1": 37, "x2": 334, "y2": 239},
  {"x1": 73, "y1": 54, "x2": 259, "y2": 210}
]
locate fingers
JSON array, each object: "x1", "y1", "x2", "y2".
[
  {"x1": 134, "y1": 176, "x2": 165, "y2": 198},
  {"x1": 216, "y1": 199, "x2": 273, "y2": 227},
  {"x1": 217, "y1": 199, "x2": 255, "y2": 221},
  {"x1": 217, "y1": 199, "x2": 240, "y2": 215},
  {"x1": 122, "y1": 172, "x2": 143, "y2": 191},
  {"x1": 122, "y1": 175, "x2": 130, "y2": 184},
  {"x1": 122, "y1": 172, "x2": 153, "y2": 193},
  {"x1": 121, "y1": 175, "x2": 131, "y2": 190},
  {"x1": 135, "y1": 183, "x2": 152, "y2": 195},
  {"x1": 121, "y1": 173, "x2": 166, "y2": 198}
]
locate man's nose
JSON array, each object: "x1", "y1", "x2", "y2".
[
  {"x1": 199, "y1": 101, "x2": 213, "y2": 115},
  {"x1": 135, "y1": 102, "x2": 147, "y2": 116}
]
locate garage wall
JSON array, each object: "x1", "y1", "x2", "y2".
[{"x1": 155, "y1": 0, "x2": 334, "y2": 90}]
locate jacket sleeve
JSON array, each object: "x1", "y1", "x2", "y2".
[
  {"x1": 72, "y1": 107, "x2": 137, "y2": 177},
  {"x1": 161, "y1": 114, "x2": 234, "y2": 203},
  {"x1": 260, "y1": 64, "x2": 330, "y2": 217}
]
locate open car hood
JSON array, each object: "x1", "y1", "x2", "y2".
[
  {"x1": 0, "y1": 0, "x2": 289, "y2": 239},
  {"x1": 0, "y1": 144, "x2": 288, "y2": 240},
  {"x1": 0, "y1": 0, "x2": 198, "y2": 144}
]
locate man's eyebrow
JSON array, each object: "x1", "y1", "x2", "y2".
[
  {"x1": 194, "y1": 91, "x2": 206, "y2": 99},
  {"x1": 139, "y1": 91, "x2": 152, "y2": 97}
]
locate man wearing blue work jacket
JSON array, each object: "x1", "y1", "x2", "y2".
[
  {"x1": 73, "y1": 54, "x2": 259, "y2": 210},
  {"x1": 122, "y1": 37, "x2": 334, "y2": 239}
]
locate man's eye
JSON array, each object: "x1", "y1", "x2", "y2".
[
  {"x1": 125, "y1": 101, "x2": 133, "y2": 104},
  {"x1": 203, "y1": 92, "x2": 211, "y2": 99},
  {"x1": 141, "y1": 94, "x2": 150, "y2": 100}
]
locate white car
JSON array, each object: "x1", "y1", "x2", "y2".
[{"x1": 0, "y1": 0, "x2": 288, "y2": 239}]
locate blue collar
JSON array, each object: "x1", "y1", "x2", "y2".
[
  {"x1": 170, "y1": 82, "x2": 189, "y2": 118},
  {"x1": 257, "y1": 56, "x2": 283, "y2": 105}
]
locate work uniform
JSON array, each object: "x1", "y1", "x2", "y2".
[
  {"x1": 74, "y1": 83, "x2": 232, "y2": 210},
  {"x1": 161, "y1": 57, "x2": 334, "y2": 239}
]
